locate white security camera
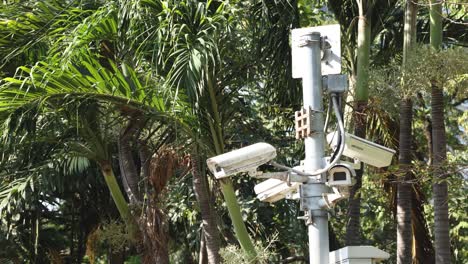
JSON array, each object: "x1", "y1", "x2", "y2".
[
  {"x1": 327, "y1": 132, "x2": 396, "y2": 168},
  {"x1": 254, "y1": 179, "x2": 300, "y2": 203},
  {"x1": 327, "y1": 163, "x2": 355, "y2": 187},
  {"x1": 322, "y1": 186, "x2": 350, "y2": 208},
  {"x1": 206, "y1": 143, "x2": 277, "y2": 179}
]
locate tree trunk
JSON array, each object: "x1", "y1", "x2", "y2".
[
  {"x1": 402, "y1": 0, "x2": 418, "y2": 66},
  {"x1": 430, "y1": 0, "x2": 443, "y2": 50},
  {"x1": 430, "y1": 1, "x2": 450, "y2": 263},
  {"x1": 139, "y1": 140, "x2": 151, "y2": 197},
  {"x1": 346, "y1": 0, "x2": 371, "y2": 246},
  {"x1": 192, "y1": 153, "x2": 221, "y2": 264},
  {"x1": 411, "y1": 188, "x2": 435, "y2": 263},
  {"x1": 118, "y1": 114, "x2": 145, "y2": 204},
  {"x1": 397, "y1": 99, "x2": 413, "y2": 264},
  {"x1": 108, "y1": 248, "x2": 124, "y2": 264},
  {"x1": 396, "y1": 1, "x2": 418, "y2": 262},
  {"x1": 220, "y1": 180, "x2": 257, "y2": 258},
  {"x1": 99, "y1": 160, "x2": 139, "y2": 239},
  {"x1": 431, "y1": 85, "x2": 450, "y2": 264},
  {"x1": 199, "y1": 229, "x2": 208, "y2": 264}
]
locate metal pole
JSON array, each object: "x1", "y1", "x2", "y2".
[
  {"x1": 308, "y1": 210, "x2": 329, "y2": 263},
  {"x1": 301, "y1": 32, "x2": 325, "y2": 174},
  {"x1": 298, "y1": 32, "x2": 329, "y2": 264}
]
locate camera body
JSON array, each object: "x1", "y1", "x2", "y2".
[
  {"x1": 206, "y1": 143, "x2": 277, "y2": 179},
  {"x1": 327, "y1": 132, "x2": 396, "y2": 168},
  {"x1": 254, "y1": 179, "x2": 300, "y2": 203},
  {"x1": 328, "y1": 163, "x2": 356, "y2": 187}
]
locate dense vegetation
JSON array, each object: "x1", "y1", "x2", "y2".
[{"x1": 0, "y1": 0, "x2": 466, "y2": 263}]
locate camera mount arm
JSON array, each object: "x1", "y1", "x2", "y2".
[{"x1": 252, "y1": 171, "x2": 309, "y2": 184}]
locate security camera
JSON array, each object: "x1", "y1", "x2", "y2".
[
  {"x1": 254, "y1": 179, "x2": 300, "y2": 203},
  {"x1": 327, "y1": 163, "x2": 355, "y2": 187},
  {"x1": 327, "y1": 132, "x2": 396, "y2": 168},
  {"x1": 206, "y1": 143, "x2": 277, "y2": 179},
  {"x1": 322, "y1": 186, "x2": 350, "y2": 208}
]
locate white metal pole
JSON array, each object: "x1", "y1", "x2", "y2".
[
  {"x1": 308, "y1": 210, "x2": 329, "y2": 264},
  {"x1": 299, "y1": 32, "x2": 329, "y2": 264},
  {"x1": 301, "y1": 32, "x2": 325, "y2": 175}
]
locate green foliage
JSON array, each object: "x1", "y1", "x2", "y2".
[
  {"x1": 165, "y1": 173, "x2": 200, "y2": 262},
  {"x1": 360, "y1": 175, "x2": 397, "y2": 263},
  {"x1": 369, "y1": 46, "x2": 468, "y2": 99},
  {"x1": 0, "y1": 175, "x2": 36, "y2": 217},
  {"x1": 220, "y1": 235, "x2": 278, "y2": 264},
  {"x1": 438, "y1": 149, "x2": 467, "y2": 263},
  {"x1": 449, "y1": 174, "x2": 468, "y2": 263},
  {"x1": 1, "y1": 0, "x2": 467, "y2": 263},
  {"x1": 330, "y1": 174, "x2": 396, "y2": 264},
  {"x1": 405, "y1": 47, "x2": 468, "y2": 93},
  {"x1": 97, "y1": 220, "x2": 136, "y2": 253},
  {"x1": 234, "y1": 175, "x2": 309, "y2": 258}
]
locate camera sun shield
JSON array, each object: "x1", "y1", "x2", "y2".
[{"x1": 206, "y1": 143, "x2": 277, "y2": 179}]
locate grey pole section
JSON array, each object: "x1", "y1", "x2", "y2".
[
  {"x1": 301, "y1": 33, "x2": 325, "y2": 173},
  {"x1": 298, "y1": 32, "x2": 329, "y2": 264}
]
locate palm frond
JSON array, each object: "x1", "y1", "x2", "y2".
[
  {"x1": 0, "y1": 174, "x2": 38, "y2": 216},
  {"x1": 1, "y1": 57, "x2": 166, "y2": 113},
  {"x1": 48, "y1": 2, "x2": 119, "y2": 65},
  {"x1": 0, "y1": 0, "x2": 96, "y2": 71}
]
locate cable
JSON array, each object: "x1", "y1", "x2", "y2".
[
  {"x1": 300, "y1": 94, "x2": 346, "y2": 176},
  {"x1": 271, "y1": 94, "x2": 346, "y2": 177},
  {"x1": 330, "y1": 95, "x2": 343, "y2": 162},
  {"x1": 323, "y1": 98, "x2": 332, "y2": 133},
  {"x1": 269, "y1": 161, "x2": 312, "y2": 176},
  {"x1": 331, "y1": 94, "x2": 346, "y2": 164}
]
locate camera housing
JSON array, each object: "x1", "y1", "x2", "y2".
[
  {"x1": 328, "y1": 163, "x2": 356, "y2": 187},
  {"x1": 254, "y1": 179, "x2": 300, "y2": 203},
  {"x1": 206, "y1": 143, "x2": 277, "y2": 179},
  {"x1": 327, "y1": 132, "x2": 396, "y2": 168}
]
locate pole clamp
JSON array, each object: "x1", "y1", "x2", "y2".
[{"x1": 297, "y1": 32, "x2": 321, "y2": 47}]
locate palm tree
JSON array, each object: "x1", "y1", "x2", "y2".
[
  {"x1": 344, "y1": 0, "x2": 373, "y2": 246},
  {"x1": 396, "y1": 0, "x2": 418, "y2": 263},
  {"x1": 0, "y1": 80, "x2": 135, "y2": 262},
  {"x1": 429, "y1": 1, "x2": 450, "y2": 263},
  {"x1": 2, "y1": 0, "x2": 260, "y2": 261},
  {"x1": 135, "y1": 1, "x2": 261, "y2": 260},
  {"x1": 0, "y1": 53, "x2": 193, "y2": 262}
]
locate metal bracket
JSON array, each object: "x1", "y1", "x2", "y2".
[
  {"x1": 295, "y1": 107, "x2": 322, "y2": 139},
  {"x1": 299, "y1": 184, "x2": 330, "y2": 211}
]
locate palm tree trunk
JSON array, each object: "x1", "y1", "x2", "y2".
[
  {"x1": 346, "y1": 0, "x2": 371, "y2": 246},
  {"x1": 199, "y1": 229, "x2": 208, "y2": 264},
  {"x1": 430, "y1": 1, "x2": 450, "y2": 263},
  {"x1": 191, "y1": 152, "x2": 221, "y2": 264},
  {"x1": 118, "y1": 114, "x2": 144, "y2": 204},
  {"x1": 345, "y1": 102, "x2": 366, "y2": 246},
  {"x1": 396, "y1": 1, "x2": 418, "y2": 262},
  {"x1": 99, "y1": 160, "x2": 139, "y2": 238},
  {"x1": 431, "y1": 85, "x2": 450, "y2": 264},
  {"x1": 415, "y1": 92, "x2": 436, "y2": 264},
  {"x1": 397, "y1": 99, "x2": 413, "y2": 264},
  {"x1": 220, "y1": 180, "x2": 257, "y2": 258}
]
